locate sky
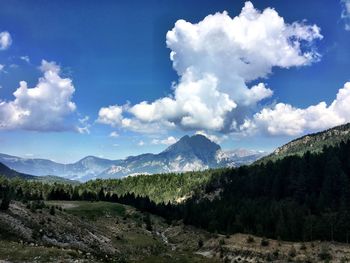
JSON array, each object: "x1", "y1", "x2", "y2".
[{"x1": 0, "y1": 0, "x2": 350, "y2": 163}]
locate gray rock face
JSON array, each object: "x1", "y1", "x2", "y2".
[{"x1": 98, "y1": 135, "x2": 266, "y2": 179}]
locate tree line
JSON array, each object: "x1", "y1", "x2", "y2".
[{"x1": 2, "y1": 140, "x2": 350, "y2": 242}]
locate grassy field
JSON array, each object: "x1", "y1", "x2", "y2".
[
  {"x1": 3, "y1": 200, "x2": 350, "y2": 262},
  {"x1": 0, "y1": 240, "x2": 81, "y2": 263},
  {"x1": 46, "y1": 200, "x2": 126, "y2": 220},
  {"x1": 138, "y1": 253, "x2": 221, "y2": 263},
  {"x1": 38, "y1": 201, "x2": 220, "y2": 262}
]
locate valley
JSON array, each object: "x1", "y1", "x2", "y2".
[
  {"x1": 0, "y1": 0, "x2": 349, "y2": 262},
  {"x1": 2, "y1": 123, "x2": 350, "y2": 262},
  {"x1": 2, "y1": 200, "x2": 350, "y2": 263}
]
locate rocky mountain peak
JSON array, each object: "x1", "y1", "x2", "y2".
[
  {"x1": 163, "y1": 134, "x2": 220, "y2": 154},
  {"x1": 161, "y1": 134, "x2": 221, "y2": 165}
]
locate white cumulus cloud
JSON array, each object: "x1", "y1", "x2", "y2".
[
  {"x1": 0, "y1": 60, "x2": 77, "y2": 131},
  {"x1": 109, "y1": 131, "x2": 119, "y2": 138},
  {"x1": 151, "y1": 136, "x2": 178, "y2": 145},
  {"x1": 97, "y1": 105, "x2": 123, "y2": 127},
  {"x1": 0, "y1": 31, "x2": 12, "y2": 50},
  {"x1": 241, "y1": 82, "x2": 350, "y2": 136},
  {"x1": 97, "y1": 1, "x2": 322, "y2": 134}
]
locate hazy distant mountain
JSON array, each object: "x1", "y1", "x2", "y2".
[
  {"x1": 216, "y1": 148, "x2": 268, "y2": 167},
  {"x1": 0, "y1": 135, "x2": 267, "y2": 181},
  {"x1": 258, "y1": 122, "x2": 350, "y2": 164},
  {"x1": 0, "y1": 153, "x2": 119, "y2": 181},
  {"x1": 0, "y1": 162, "x2": 35, "y2": 180},
  {"x1": 99, "y1": 135, "x2": 267, "y2": 179},
  {"x1": 0, "y1": 161, "x2": 79, "y2": 184}
]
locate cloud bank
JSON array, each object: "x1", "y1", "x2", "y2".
[
  {"x1": 98, "y1": 1, "x2": 323, "y2": 136},
  {"x1": 240, "y1": 82, "x2": 350, "y2": 136},
  {"x1": 0, "y1": 60, "x2": 77, "y2": 131}
]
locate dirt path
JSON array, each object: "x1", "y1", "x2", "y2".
[
  {"x1": 157, "y1": 228, "x2": 176, "y2": 251},
  {"x1": 47, "y1": 202, "x2": 79, "y2": 209}
]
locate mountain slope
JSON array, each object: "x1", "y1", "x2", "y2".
[
  {"x1": 0, "y1": 162, "x2": 35, "y2": 179},
  {"x1": 258, "y1": 122, "x2": 350, "y2": 164},
  {"x1": 0, "y1": 135, "x2": 266, "y2": 181},
  {"x1": 0, "y1": 154, "x2": 119, "y2": 181},
  {"x1": 100, "y1": 135, "x2": 266, "y2": 179},
  {"x1": 100, "y1": 135, "x2": 219, "y2": 178}
]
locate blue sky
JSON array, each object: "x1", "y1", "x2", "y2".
[{"x1": 0, "y1": 0, "x2": 350, "y2": 163}]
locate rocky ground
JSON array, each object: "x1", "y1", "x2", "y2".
[{"x1": 1, "y1": 201, "x2": 350, "y2": 262}]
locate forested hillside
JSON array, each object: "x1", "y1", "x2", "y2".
[
  {"x1": 2, "y1": 139, "x2": 350, "y2": 243},
  {"x1": 0, "y1": 169, "x2": 220, "y2": 205},
  {"x1": 259, "y1": 123, "x2": 350, "y2": 163},
  {"x1": 84, "y1": 170, "x2": 222, "y2": 203},
  {"x1": 179, "y1": 140, "x2": 350, "y2": 242}
]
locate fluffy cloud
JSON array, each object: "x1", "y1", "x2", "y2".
[
  {"x1": 0, "y1": 31, "x2": 12, "y2": 50},
  {"x1": 241, "y1": 82, "x2": 350, "y2": 136},
  {"x1": 151, "y1": 136, "x2": 178, "y2": 145},
  {"x1": 0, "y1": 60, "x2": 77, "y2": 131},
  {"x1": 97, "y1": 105, "x2": 123, "y2": 127},
  {"x1": 129, "y1": 72, "x2": 237, "y2": 130},
  {"x1": 0, "y1": 64, "x2": 4, "y2": 73},
  {"x1": 109, "y1": 131, "x2": 119, "y2": 138},
  {"x1": 20, "y1": 56, "x2": 30, "y2": 63},
  {"x1": 98, "y1": 1, "x2": 322, "y2": 133},
  {"x1": 341, "y1": 0, "x2": 350, "y2": 30},
  {"x1": 77, "y1": 116, "x2": 91, "y2": 134}
]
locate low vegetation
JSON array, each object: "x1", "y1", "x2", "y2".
[{"x1": 2, "y1": 135, "x2": 350, "y2": 261}]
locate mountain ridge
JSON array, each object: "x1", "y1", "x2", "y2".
[
  {"x1": 99, "y1": 134, "x2": 266, "y2": 179},
  {"x1": 258, "y1": 122, "x2": 350, "y2": 164},
  {"x1": 0, "y1": 162, "x2": 35, "y2": 180},
  {"x1": 0, "y1": 134, "x2": 266, "y2": 181}
]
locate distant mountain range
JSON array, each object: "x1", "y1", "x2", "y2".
[
  {"x1": 0, "y1": 162, "x2": 79, "y2": 184},
  {"x1": 258, "y1": 123, "x2": 350, "y2": 164},
  {"x1": 0, "y1": 134, "x2": 267, "y2": 181},
  {"x1": 0, "y1": 162, "x2": 35, "y2": 180}
]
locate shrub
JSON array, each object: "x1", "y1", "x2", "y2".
[
  {"x1": 246, "y1": 236, "x2": 255, "y2": 243},
  {"x1": 272, "y1": 249, "x2": 279, "y2": 258},
  {"x1": 300, "y1": 243, "x2": 307, "y2": 250},
  {"x1": 198, "y1": 239, "x2": 204, "y2": 248},
  {"x1": 49, "y1": 206, "x2": 55, "y2": 215},
  {"x1": 318, "y1": 245, "x2": 332, "y2": 261},
  {"x1": 260, "y1": 237, "x2": 269, "y2": 247},
  {"x1": 0, "y1": 188, "x2": 11, "y2": 210},
  {"x1": 288, "y1": 246, "x2": 296, "y2": 258}
]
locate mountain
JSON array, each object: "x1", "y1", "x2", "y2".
[
  {"x1": 0, "y1": 135, "x2": 266, "y2": 181},
  {"x1": 99, "y1": 134, "x2": 266, "y2": 179},
  {"x1": 258, "y1": 122, "x2": 350, "y2": 164},
  {"x1": 33, "y1": 175, "x2": 80, "y2": 185},
  {"x1": 0, "y1": 154, "x2": 119, "y2": 181},
  {"x1": 0, "y1": 162, "x2": 79, "y2": 184},
  {"x1": 216, "y1": 148, "x2": 268, "y2": 167},
  {"x1": 0, "y1": 162, "x2": 35, "y2": 180},
  {"x1": 64, "y1": 156, "x2": 120, "y2": 181}
]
